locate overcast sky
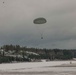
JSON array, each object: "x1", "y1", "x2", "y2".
[{"x1": 0, "y1": 0, "x2": 76, "y2": 49}]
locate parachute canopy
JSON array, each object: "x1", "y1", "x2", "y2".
[{"x1": 33, "y1": 17, "x2": 47, "y2": 24}]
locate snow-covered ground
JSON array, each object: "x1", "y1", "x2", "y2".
[{"x1": 0, "y1": 60, "x2": 76, "y2": 75}]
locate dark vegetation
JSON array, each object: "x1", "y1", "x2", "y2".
[{"x1": 0, "y1": 44, "x2": 76, "y2": 63}]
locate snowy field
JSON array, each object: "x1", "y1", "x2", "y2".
[{"x1": 0, "y1": 60, "x2": 76, "y2": 75}]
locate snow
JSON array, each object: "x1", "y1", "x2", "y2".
[
  {"x1": 0, "y1": 60, "x2": 76, "y2": 73},
  {"x1": 26, "y1": 51, "x2": 39, "y2": 55}
]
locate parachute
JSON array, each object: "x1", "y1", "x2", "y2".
[
  {"x1": 33, "y1": 17, "x2": 47, "y2": 24},
  {"x1": 33, "y1": 17, "x2": 47, "y2": 39}
]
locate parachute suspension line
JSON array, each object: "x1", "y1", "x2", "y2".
[{"x1": 41, "y1": 33, "x2": 43, "y2": 39}]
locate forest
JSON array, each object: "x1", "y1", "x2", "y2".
[{"x1": 0, "y1": 44, "x2": 76, "y2": 63}]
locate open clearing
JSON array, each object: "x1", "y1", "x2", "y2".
[{"x1": 0, "y1": 61, "x2": 76, "y2": 75}]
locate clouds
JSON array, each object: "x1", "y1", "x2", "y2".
[{"x1": 0, "y1": 0, "x2": 76, "y2": 49}]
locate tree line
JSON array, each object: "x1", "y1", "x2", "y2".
[{"x1": 0, "y1": 44, "x2": 76, "y2": 63}]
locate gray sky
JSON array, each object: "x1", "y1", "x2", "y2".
[{"x1": 0, "y1": 0, "x2": 76, "y2": 49}]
